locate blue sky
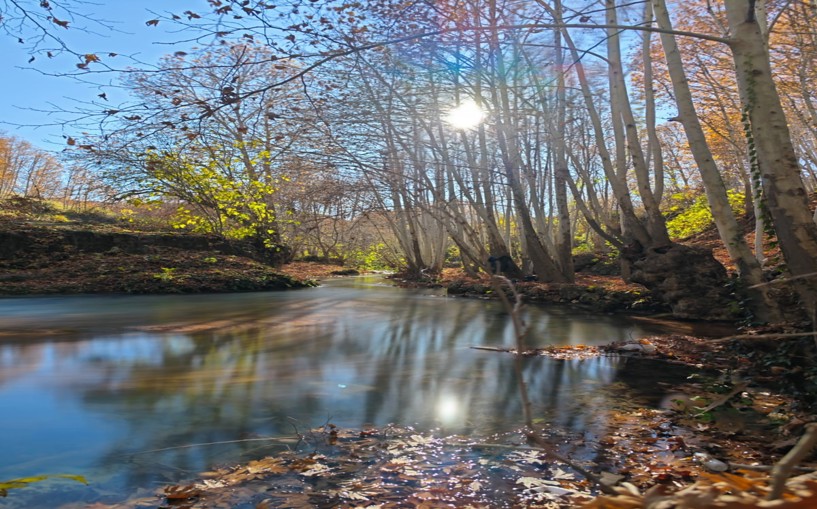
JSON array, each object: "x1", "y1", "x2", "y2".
[{"x1": 0, "y1": 1, "x2": 207, "y2": 149}]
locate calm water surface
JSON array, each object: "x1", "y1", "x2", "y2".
[{"x1": 0, "y1": 276, "x2": 683, "y2": 507}]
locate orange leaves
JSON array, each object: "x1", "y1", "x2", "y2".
[{"x1": 76, "y1": 53, "x2": 100, "y2": 70}]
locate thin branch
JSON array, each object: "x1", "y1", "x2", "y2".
[
  {"x1": 768, "y1": 423, "x2": 817, "y2": 500},
  {"x1": 709, "y1": 332, "x2": 817, "y2": 344},
  {"x1": 131, "y1": 436, "x2": 299, "y2": 455}
]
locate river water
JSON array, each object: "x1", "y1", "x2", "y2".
[{"x1": 0, "y1": 276, "x2": 686, "y2": 507}]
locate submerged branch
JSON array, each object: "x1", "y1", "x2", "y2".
[
  {"x1": 491, "y1": 275, "x2": 533, "y2": 428},
  {"x1": 710, "y1": 332, "x2": 817, "y2": 344},
  {"x1": 132, "y1": 436, "x2": 300, "y2": 455}
]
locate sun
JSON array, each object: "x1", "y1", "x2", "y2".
[{"x1": 444, "y1": 99, "x2": 485, "y2": 130}]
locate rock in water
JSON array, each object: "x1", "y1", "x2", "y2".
[{"x1": 627, "y1": 243, "x2": 736, "y2": 321}]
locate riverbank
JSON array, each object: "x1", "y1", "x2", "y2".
[
  {"x1": 392, "y1": 267, "x2": 667, "y2": 316},
  {"x1": 0, "y1": 222, "x2": 355, "y2": 295}
]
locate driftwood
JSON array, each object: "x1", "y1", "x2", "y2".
[{"x1": 767, "y1": 422, "x2": 817, "y2": 500}]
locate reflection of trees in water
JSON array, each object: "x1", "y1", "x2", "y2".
[{"x1": 0, "y1": 284, "x2": 676, "y2": 498}]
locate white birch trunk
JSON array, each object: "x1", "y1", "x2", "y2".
[
  {"x1": 653, "y1": 0, "x2": 781, "y2": 320},
  {"x1": 725, "y1": 0, "x2": 817, "y2": 306}
]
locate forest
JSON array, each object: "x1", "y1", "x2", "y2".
[
  {"x1": 1, "y1": 0, "x2": 817, "y2": 507},
  {"x1": 2, "y1": 0, "x2": 816, "y2": 320}
]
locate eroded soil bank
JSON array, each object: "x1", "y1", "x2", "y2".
[{"x1": 0, "y1": 223, "x2": 352, "y2": 295}]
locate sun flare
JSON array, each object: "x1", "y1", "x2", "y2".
[{"x1": 445, "y1": 99, "x2": 485, "y2": 130}]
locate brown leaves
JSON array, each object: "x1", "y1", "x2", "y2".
[
  {"x1": 145, "y1": 19, "x2": 160, "y2": 27},
  {"x1": 163, "y1": 484, "x2": 201, "y2": 501},
  {"x1": 582, "y1": 476, "x2": 817, "y2": 508},
  {"x1": 50, "y1": 17, "x2": 69, "y2": 28}
]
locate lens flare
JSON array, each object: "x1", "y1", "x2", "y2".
[{"x1": 445, "y1": 99, "x2": 485, "y2": 130}]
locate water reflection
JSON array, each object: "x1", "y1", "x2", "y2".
[{"x1": 0, "y1": 276, "x2": 677, "y2": 507}]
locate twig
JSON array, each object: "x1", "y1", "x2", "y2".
[
  {"x1": 694, "y1": 382, "x2": 749, "y2": 416},
  {"x1": 484, "y1": 276, "x2": 619, "y2": 495},
  {"x1": 709, "y1": 332, "x2": 817, "y2": 344},
  {"x1": 471, "y1": 345, "x2": 514, "y2": 353},
  {"x1": 748, "y1": 272, "x2": 817, "y2": 288},
  {"x1": 132, "y1": 437, "x2": 298, "y2": 455},
  {"x1": 525, "y1": 432, "x2": 619, "y2": 496},
  {"x1": 728, "y1": 463, "x2": 815, "y2": 472},
  {"x1": 767, "y1": 423, "x2": 817, "y2": 500}
]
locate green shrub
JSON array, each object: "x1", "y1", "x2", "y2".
[{"x1": 666, "y1": 190, "x2": 744, "y2": 239}]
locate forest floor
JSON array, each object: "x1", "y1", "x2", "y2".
[
  {"x1": 0, "y1": 220, "x2": 357, "y2": 296},
  {"x1": 1, "y1": 215, "x2": 816, "y2": 507}
]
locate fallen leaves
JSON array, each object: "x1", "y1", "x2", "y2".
[
  {"x1": 581, "y1": 476, "x2": 817, "y2": 508},
  {"x1": 471, "y1": 344, "x2": 604, "y2": 360},
  {"x1": 146, "y1": 425, "x2": 607, "y2": 508}
]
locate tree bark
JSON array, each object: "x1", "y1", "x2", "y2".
[
  {"x1": 725, "y1": 0, "x2": 817, "y2": 312},
  {"x1": 653, "y1": 0, "x2": 784, "y2": 322}
]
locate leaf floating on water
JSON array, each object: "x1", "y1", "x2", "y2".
[
  {"x1": 0, "y1": 473, "x2": 88, "y2": 495},
  {"x1": 552, "y1": 467, "x2": 575, "y2": 480},
  {"x1": 164, "y1": 484, "x2": 201, "y2": 500}
]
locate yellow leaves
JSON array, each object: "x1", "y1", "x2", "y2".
[{"x1": 0, "y1": 474, "x2": 88, "y2": 497}]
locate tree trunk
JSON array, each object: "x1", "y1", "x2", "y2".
[
  {"x1": 725, "y1": 0, "x2": 817, "y2": 314},
  {"x1": 552, "y1": 0, "x2": 575, "y2": 280},
  {"x1": 653, "y1": 0, "x2": 784, "y2": 322},
  {"x1": 606, "y1": 0, "x2": 670, "y2": 247}
]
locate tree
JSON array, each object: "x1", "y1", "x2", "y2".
[
  {"x1": 724, "y1": 0, "x2": 817, "y2": 311},
  {"x1": 88, "y1": 43, "x2": 320, "y2": 248},
  {"x1": 0, "y1": 134, "x2": 63, "y2": 198},
  {"x1": 651, "y1": 0, "x2": 784, "y2": 321}
]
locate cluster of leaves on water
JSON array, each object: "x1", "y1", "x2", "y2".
[
  {"x1": 5, "y1": 334, "x2": 814, "y2": 508},
  {"x1": 142, "y1": 425, "x2": 602, "y2": 508},
  {"x1": 78, "y1": 411, "x2": 810, "y2": 509}
]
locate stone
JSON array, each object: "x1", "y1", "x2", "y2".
[{"x1": 627, "y1": 243, "x2": 736, "y2": 321}]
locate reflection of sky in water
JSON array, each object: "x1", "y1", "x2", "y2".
[{"x1": 0, "y1": 277, "x2": 683, "y2": 507}]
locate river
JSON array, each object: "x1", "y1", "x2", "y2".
[{"x1": 0, "y1": 276, "x2": 687, "y2": 507}]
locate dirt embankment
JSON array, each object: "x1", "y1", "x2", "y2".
[{"x1": 0, "y1": 223, "x2": 347, "y2": 295}]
